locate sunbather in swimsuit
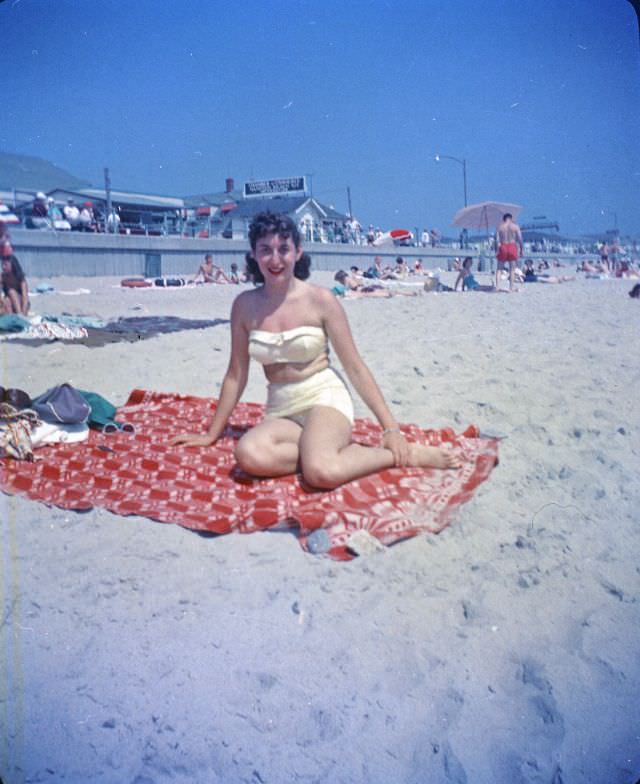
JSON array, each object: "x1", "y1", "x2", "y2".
[
  {"x1": 248, "y1": 325, "x2": 354, "y2": 426},
  {"x1": 463, "y1": 273, "x2": 480, "y2": 290},
  {"x1": 1, "y1": 253, "x2": 29, "y2": 315},
  {"x1": 171, "y1": 210, "x2": 460, "y2": 487}
]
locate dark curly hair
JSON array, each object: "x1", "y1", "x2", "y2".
[
  {"x1": 245, "y1": 211, "x2": 311, "y2": 284},
  {"x1": 1, "y1": 254, "x2": 25, "y2": 282}
]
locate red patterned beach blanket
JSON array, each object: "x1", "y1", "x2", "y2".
[{"x1": 0, "y1": 390, "x2": 499, "y2": 559}]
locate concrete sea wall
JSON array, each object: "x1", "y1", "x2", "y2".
[{"x1": 10, "y1": 229, "x2": 471, "y2": 278}]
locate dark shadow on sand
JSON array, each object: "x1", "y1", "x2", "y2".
[{"x1": 9, "y1": 316, "x2": 230, "y2": 347}]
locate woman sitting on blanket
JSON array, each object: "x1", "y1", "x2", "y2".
[
  {"x1": 1, "y1": 245, "x2": 29, "y2": 316},
  {"x1": 172, "y1": 211, "x2": 459, "y2": 488}
]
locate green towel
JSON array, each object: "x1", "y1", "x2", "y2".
[
  {"x1": 0, "y1": 314, "x2": 30, "y2": 333},
  {"x1": 77, "y1": 390, "x2": 119, "y2": 428}
]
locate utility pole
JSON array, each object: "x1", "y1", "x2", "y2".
[
  {"x1": 346, "y1": 186, "x2": 353, "y2": 219},
  {"x1": 462, "y1": 158, "x2": 468, "y2": 207},
  {"x1": 305, "y1": 173, "x2": 314, "y2": 198}
]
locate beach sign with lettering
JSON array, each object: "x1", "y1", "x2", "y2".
[{"x1": 243, "y1": 176, "x2": 307, "y2": 198}]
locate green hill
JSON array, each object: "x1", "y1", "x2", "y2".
[{"x1": 0, "y1": 151, "x2": 91, "y2": 191}]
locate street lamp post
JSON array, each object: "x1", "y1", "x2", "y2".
[
  {"x1": 600, "y1": 208, "x2": 618, "y2": 234},
  {"x1": 435, "y1": 154, "x2": 468, "y2": 207}
]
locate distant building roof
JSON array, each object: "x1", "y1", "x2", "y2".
[
  {"x1": 46, "y1": 187, "x2": 183, "y2": 210},
  {"x1": 521, "y1": 230, "x2": 581, "y2": 243},
  {"x1": 183, "y1": 189, "x2": 244, "y2": 208},
  {"x1": 228, "y1": 196, "x2": 349, "y2": 221},
  {"x1": 80, "y1": 188, "x2": 183, "y2": 209}
]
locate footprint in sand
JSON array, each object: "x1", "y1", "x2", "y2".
[
  {"x1": 519, "y1": 658, "x2": 565, "y2": 739},
  {"x1": 489, "y1": 658, "x2": 566, "y2": 782}
]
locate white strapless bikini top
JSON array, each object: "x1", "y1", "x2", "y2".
[{"x1": 248, "y1": 325, "x2": 328, "y2": 365}]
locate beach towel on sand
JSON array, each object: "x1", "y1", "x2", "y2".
[{"x1": 0, "y1": 390, "x2": 499, "y2": 560}]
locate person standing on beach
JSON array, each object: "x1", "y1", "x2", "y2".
[
  {"x1": 495, "y1": 213, "x2": 523, "y2": 291},
  {"x1": 172, "y1": 211, "x2": 459, "y2": 488}
]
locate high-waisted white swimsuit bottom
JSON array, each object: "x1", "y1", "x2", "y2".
[{"x1": 265, "y1": 367, "x2": 354, "y2": 427}]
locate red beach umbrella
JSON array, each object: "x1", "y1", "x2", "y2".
[
  {"x1": 389, "y1": 228, "x2": 412, "y2": 241},
  {"x1": 373, "y1": 228, "x2": 413, "y2": 246},
  {"x1": 0, "y1": 203, "x2": 20, "y2": 224}
]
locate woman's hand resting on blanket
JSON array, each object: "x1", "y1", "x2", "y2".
[
  {"x1": 382, "y1": 430, "x2": 410, "y2": 467},
  {"x1": 170, "y1": 432, "x2": 216, "y2": 448}
]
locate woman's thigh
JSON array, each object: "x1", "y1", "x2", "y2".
[
  {"x1": 236, "y1": 416, "x2": 302, "y2": 457},
  {"x1": 235, "y1": 416, "x2": 303, "y2": 475},
  {"x1": 243, "y1": 416, "x2": 303, "y2": 446},
  {"x1": 298, "y1": 406, "x2": 353, "y2": 462}
]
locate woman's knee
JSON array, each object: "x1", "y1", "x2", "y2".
[
  {"x1": 301, "y1": 456, "x2": 342, "y2": 490},
  {"x1": 235, "y1": 435, "x2": 263, "y2": 473},
  {"x1": 234, "y1": 433, "x2": 279, "y2": 475}
]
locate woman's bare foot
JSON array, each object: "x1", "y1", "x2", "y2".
[{"x1": 408, "y1": 443, "x2": 461, "y2": 469}]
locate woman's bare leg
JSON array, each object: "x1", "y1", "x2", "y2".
[
  {"x1": 298, "y1": 407, "x2": 459, "y2": 490},
  {"x1": 6, "y1": 290, "x2": 21, "y2": 314},
  {"x1": 234, "y1": 417, "x2": 303, "y2": 477}
]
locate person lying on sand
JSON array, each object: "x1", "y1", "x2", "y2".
[
  {"x1": 332, "y1": 270, "x2": 391, "y2": 298},
  {"x1": 171, "y1": 211, "x2": 460, "y2": 488},
  {"x1": 578, "y1": 260, "x2": 608, "y2": 275},
  {"x1": 523, "y1": 260, "x2": 575, "y2": 284},
  {"x1": 616, "y1": 261, "x2": 640, "y2": 279}
]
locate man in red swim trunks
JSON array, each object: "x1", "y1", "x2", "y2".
[{"x1": 495, "y1": 213, "x2": 523, "y2": 291}]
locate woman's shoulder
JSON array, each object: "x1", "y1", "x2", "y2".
[
  {"x1": 300, "y1": 281, "x2": 344, "y2": 313},
  {"x1": 231, "y1": 287, "x2": 262, "y2": 320},
  {"x1": 233, "y1": 287, "x2": 260, "y2": 307},
  {"x1": 303, "y1": 280, "x2": 335, "y2": 302}
]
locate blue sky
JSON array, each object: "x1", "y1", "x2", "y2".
[{"x1": 3, "y1": 0, "x2": 640, "y2": 236}]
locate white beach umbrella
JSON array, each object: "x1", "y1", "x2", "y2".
[{"x1": 453, "y1": 201, "x2": 522, "y2": 232}]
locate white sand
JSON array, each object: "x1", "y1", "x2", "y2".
[{"x1": 1, "y1": 272, "x2": 639, "y2": 783}]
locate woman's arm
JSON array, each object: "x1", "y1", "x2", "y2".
[
  {"x1": 320, "y1": 290, "x2": 409, "y2": 464},
  {"x1": 171, "y1": 295, "x2": 251, "y2": 446}
]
